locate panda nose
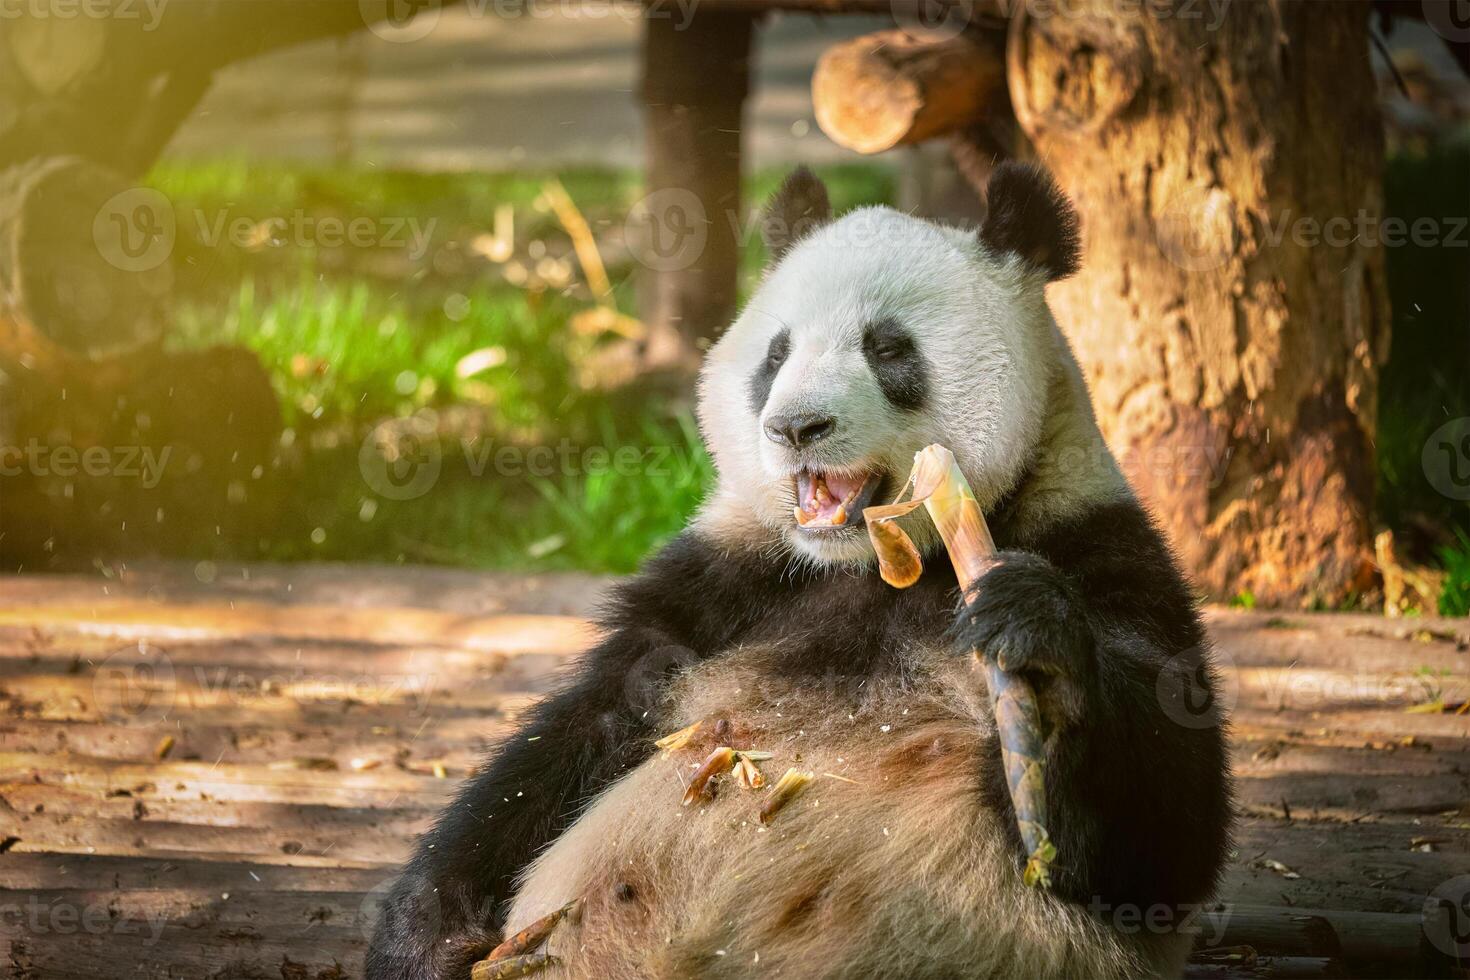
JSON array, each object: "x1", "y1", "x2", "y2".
[{"x1": 764, "y1": 413, "x2": 836, "y2": 448}]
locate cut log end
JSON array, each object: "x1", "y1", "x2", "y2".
[
  {"x1": 813, "y1": 29, "x2": 1007, "y2": 154},
  {"x1": 0, "y1": 156, "x2": 171, "y2": 360}
]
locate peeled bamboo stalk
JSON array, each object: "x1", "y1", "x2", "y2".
[{"x1": 864, "y1": 444, "x2": 1056, "y2": 888}]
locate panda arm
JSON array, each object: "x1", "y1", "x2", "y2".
[
  {"x1": 366, "y1": 531, "x2": 761, "y2": 980},
  {"x1": 958, "y1": 499, "x2": 1231, "y2": 913}
]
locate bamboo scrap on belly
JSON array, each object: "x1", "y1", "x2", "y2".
[{"x1": 757, "y1": 767, "x2": 816, "y2": 825}]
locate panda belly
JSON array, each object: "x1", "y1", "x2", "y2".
[{"x1": 504, "y1": 652, "x2": 1188, "y2": 979}]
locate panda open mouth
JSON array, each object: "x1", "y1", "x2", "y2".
[{"x1": 792, "y1": 469, "x2": 885, "y2": 531}]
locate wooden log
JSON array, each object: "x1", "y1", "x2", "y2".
[
  {"x1": 5, "y1": 14, "x2": 108, "y2": 98},
  {"x1": 1194, "y1": 903, "x2": 1461, "y2": 974},
  {"x1": 0, "y1": 309, "x2": 71, "y2": 385},
  {"x1": 1195, "y1": 907, "x2": 1342, "y2": 959},
  {"x1": 0, "y1": 0, "x2": 437, "y2": 177},
  {"x1": 678, "y1": 0, "x2": 1005, "y2": 16},
  {"x1": 812, "y1": 29, "x2": 1007, "y2": 154},
  {"x1": 0, "y1": 157, "x2": 171, "y2": 359},
  {"x1": 0, "y1": 342, "x2": 285, "y2": 569}
]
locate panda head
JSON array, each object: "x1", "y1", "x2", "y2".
[{"x1": 696, "y1": 162, "x2": 1083, "y2": 567}]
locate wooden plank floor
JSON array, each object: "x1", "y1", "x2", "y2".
[{"x1": 0, "y1": 563, "x2": 1466, "y2": 979}]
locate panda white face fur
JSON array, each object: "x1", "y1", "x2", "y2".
[{"x1": 696, "y1": 165, "x2": 1122, "y2": 566}]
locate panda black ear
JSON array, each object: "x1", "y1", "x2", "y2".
[
  {"x1": 978, "y1": 162, "x2": 1081, "y2": 281},
  {"x1": 760, "y1": 166, "x2": 832, "y2": 262}
]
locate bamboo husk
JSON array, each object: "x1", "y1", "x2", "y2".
[
  {"x1": 757, "y1": 768, "x2": 816, "y2": 825},
  {"x1": 864, "y1": 444, "x2": 1056, "y2": 888},
  {"x1": 682, "y1": 746, "x2": 736, "y2": 806},
  {"x1": 483, "y1": 901, "x2": 577, "y2": 961}
]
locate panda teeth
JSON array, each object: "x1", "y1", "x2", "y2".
[{"x1": 794, "y1": 470, "x2": 877, "y2": 528}]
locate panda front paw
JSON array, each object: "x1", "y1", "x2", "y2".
[
  {"x1": 366, "y1": 872, "x2": 498, "y2": 980},
  {"x1": 949, "y1": 552, "x2": 1095, "y2": 720}
]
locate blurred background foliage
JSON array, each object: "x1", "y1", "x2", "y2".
[
  {"x1": 138, "y1": 135, "x2": 1469, "y2": 601},
  {"x1": 151, "y1": 161, "x2": 893, "y2": 572},
  {"x1": 2, "y1": 8, "x2": 1465, "y2": 613},
  {"x1": 1376, "y1": 131, "x2": 1470, "y2": 612}
]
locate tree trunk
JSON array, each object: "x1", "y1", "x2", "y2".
[
  {"x1": 638, "y1": 11, "x2": 754, "y2": 373},
  {"x1": 1008, "y1": 0, "x2": 1389, "y2": 607}
]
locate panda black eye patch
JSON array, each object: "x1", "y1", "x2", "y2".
[
  {"x1": 747, "y1": 328, "x2": 791, "y2": 413},
  {"x1": 862, "y1": 318, "x2": 928, "y2": 411}
]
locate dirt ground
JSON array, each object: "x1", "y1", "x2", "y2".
[{"x1": 0, "y1": 562, "x2": 1466, "y2": 978}]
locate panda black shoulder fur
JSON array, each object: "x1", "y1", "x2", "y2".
[{"x1": 367, "y1": 164, "x2": 1232, "y2": 980}]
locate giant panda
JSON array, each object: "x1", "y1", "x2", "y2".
[{"x1": 367, "y1": 163, "x2": 1232, "y2": 980}]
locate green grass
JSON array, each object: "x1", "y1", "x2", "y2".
[
  {"x1": 1439, "y1": 530, "x2": 1470, "y2": 617},
  {"x1": 260, "y1": 407, "x2": 713, "y2": 572},
  {"x1": 150, "y1": 159, "x2": 894, "y2": 572},
  {"x1": 174, "y1": 274, "x2": 599, "y2": 434},
  {"x1": 1378, "y1": 130, "x2": 1470, "y2": 613}
]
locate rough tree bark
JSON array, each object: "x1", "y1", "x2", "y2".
[
  {"x1": 1007, "y1": 0, "x2": 1390, "y2": 607},
  {"x1": 638, "y1": 11, "x2": 755, "y2": 372}
]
